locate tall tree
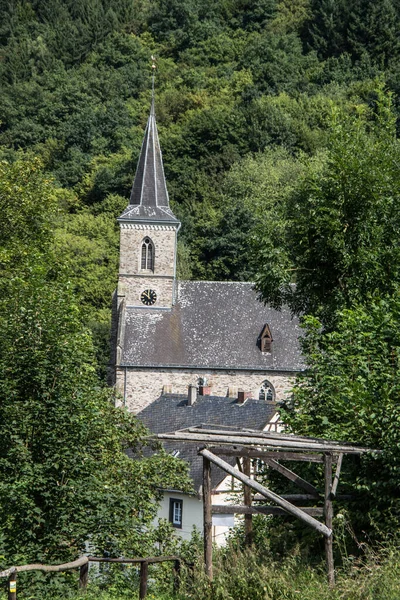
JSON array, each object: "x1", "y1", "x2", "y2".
[
  {"x1": 281, "y1": 299, "x2": 400, "y2": 536},
  {"x1": 255, "y1": 87, "x2": 400, "y2": 323},
  {"x1": 0, "y1": 157, "x2": 189, "y2": 580}
]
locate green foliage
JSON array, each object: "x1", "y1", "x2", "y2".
[
  {"x1": 173, "y1": 541, "x2": 400, "y2": 600},
  {"x1": 2, "y1": 0, "x2": 397, "y2": 302},
  {"x1": 0, "y1": 156, "x2": 56, "y2": 273},
  {"x1": 3, "y1": 540, "x2": 400, "y2": 598},
  {"x1": 255, "y1": 87, "x2": 400, "y2": 321},
  {"x1": 0, "y1": 158, "x2": 190, "y2": 590},
  {"x1": 281, "y1": 298, "x2": 400, "y2": 535},
  {"x1": 253, "y1": 87, "x2": 400, "y2": 538},
  {"x1": 303, "y1": 0, "x2": 400, "y2": 68}
]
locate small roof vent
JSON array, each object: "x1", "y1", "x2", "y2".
[{"x1": 237, "y1": 390, "x2": 252, "y2": 404}]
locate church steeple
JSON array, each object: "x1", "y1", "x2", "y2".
[
  {"x1": 129, "y1": 97, "x2": 170, "y2": 208},
  {"x1": 118, "y1": 63, "x2": 179, "y2": 226},
  {"x1": 117, "y1": 59, "x2": 180, "y2": 310}
]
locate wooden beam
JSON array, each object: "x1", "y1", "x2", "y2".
[
  {"x1": 253, "y1": 493, "x2": 318, "y2": 503},
  {"x1": 189, "y1": 427, "x2": 349, "y2": 446},
  {"x1": 212, "y1": 505, "x2": 324, "y2": 517},
  {"x1": 253, "y1": 493, "x2": 352, "y2": 503},
  {"x1": 264, "y1": 458, "x2": 320, "y2": 496},
  {"x1": 331, "y1": 453, "x2": 343, "y2": 498},
  {"x1": 203, "y1": 456, "x2": 213, "y2": 581},
  {"x1": 0, "y1": 556, "x2": 89, "y2": 578},
  {"x1": 209, "y1": 447, "x2": 327, "y2": 463},
  {"x1": 88, "y1": 556, "x2": 179, "y2": 564},
  {"x1": 158, "y1": 432, "x2": 371, "y2": 454},
  {"x1": 243, "y1": 457, "x2": 253, "y2": 546},
  {"x1": 199, "y1": 448, "x2": 332, "y2": 538},
  {"x1": 79, "y1": 562, "x2": 89, "y2": 589},
  {"x1": 173, "y1": 559, "x2": 181, "y2": 594},
  {"x1": 139, "y1": 561, "x2": 148, "y2": 599},
  {"x1": 324, "y1": 453, "x2": 335, "y2": 587},
  {"x1": 8, "y1": 570, "x2": 16, "y2": 600}
]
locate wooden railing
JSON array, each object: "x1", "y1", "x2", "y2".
[{"x1": 0, "y1": 555, "x2": 181, "y2": 600}]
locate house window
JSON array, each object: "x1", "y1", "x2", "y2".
[
  {"x1": 141, "y1": 237, "x2": 154, "y2": 271},
  {"x1": 259, "y1": 380, "x2": 275, "y2": 402},
  {"x1": 169, "y1": 498, "x2": 183, "y2": 528}
]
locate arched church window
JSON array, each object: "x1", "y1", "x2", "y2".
[
  {"x1": 259, "y1": 380, "x2": 275, "y2": 402},
  {"x1": 141, "y1": 237, "x2": 154, "y2": 271}
]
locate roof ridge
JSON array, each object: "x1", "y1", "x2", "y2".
[{"x1": 180, "y1": 280, "x2": 255, "y2": 286}]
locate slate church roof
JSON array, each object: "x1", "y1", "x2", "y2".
[
  {"x1": 136, "y1": 393, "x2": 277, "y2": 491},
  {"x1": 118, "y1": 98, "x2": 179, "y2": 225},
  {"x1": 120, "y1": 280, "x2": 303, "y2": 372}
]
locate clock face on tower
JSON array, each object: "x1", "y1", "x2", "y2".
[{"x1": 141, "y1": 289, "x2": 157, "y2": 306}]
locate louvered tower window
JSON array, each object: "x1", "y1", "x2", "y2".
[{"x1": 141, "y1": 237, "x2": 154, "y2": 271}]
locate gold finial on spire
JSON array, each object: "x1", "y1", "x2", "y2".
[{"x1": 151, "y1": 55, "x2": 156, "y2": 105}]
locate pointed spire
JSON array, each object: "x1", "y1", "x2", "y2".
[
  {"x1": 119, "y1": 58, "x2": 179, "y2": 226},
  {"x1": 129, "y1": 58, "x2": 169, "y2": 209}
]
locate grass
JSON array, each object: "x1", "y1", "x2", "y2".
[{"x1": 3, "y1": 541, "x2": 400, "y2": 599}]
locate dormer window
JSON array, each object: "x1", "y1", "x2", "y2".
[
  {"x1": 141, "y1": 237, "x2": 154, "y2": 271},
  {"x1": 259, "y1": 323, "x2": 273, "y2": 354}
]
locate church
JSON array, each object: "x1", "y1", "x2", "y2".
[{"x1": 111, "y1": 96, "x2": 303, "y2": 416}]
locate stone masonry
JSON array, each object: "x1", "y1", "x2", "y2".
[
  {"x1": 115, "y1": 367, "x2": 294, "y2": 414},
  {"x1": 119, "y1": 223, "x2": 178, "y2": 306}
]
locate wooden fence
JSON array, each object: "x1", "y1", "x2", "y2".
[{"x1": 0, "y1": 555, "x2": 181, "y2": 600}]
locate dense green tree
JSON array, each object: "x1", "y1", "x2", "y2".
[
  {"x1": 188, "y1": 148, "x2": 305, "y2": 280},
  {"x1": 303, "y1": 0, "x2": 400, "y2": 67},
  {"x1": 281, "y1": 299, "x2": 400, "y2": 535},
  {"x1": 0, "y1": 157, "x2": 189, "y2": 575},
  {"x1": 255, "y1": 88, "x2": 400, "y2": 322}
]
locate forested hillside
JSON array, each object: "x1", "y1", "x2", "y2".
[{"x1": 2, "y1": 0, "x2": 400, "y2": 376}]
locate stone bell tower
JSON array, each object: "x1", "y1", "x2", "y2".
[{"x1": 117, "y1": 92, "x2": 180, "y2": 310}]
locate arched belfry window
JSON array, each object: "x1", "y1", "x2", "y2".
[
  {"x1": 259, "y1": 380, "x2": 275, "y2": 402},
  {"x1": 141, "y1": 237, "x2": 154, "y2": 271}
]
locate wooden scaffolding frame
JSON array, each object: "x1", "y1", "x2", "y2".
[{"x1": 156, "y1": 425, "x2": 378, "y2": 587}]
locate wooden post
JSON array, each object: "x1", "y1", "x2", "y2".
[
  {"x1": 79, "y1": 561, "x2": 89, "y2": 589},
  {"x1": 243, "y1": 457, "x2": 253, "y2": 546},
  {"x1": 173, "y1": 558, "x2": 181, "y2": 593},
  {"x1": 203, "y1": 456, "x2": 213, "y2": 580},
  {"x1": 139, "y1": 561, "x2": 148, "y2": 599},
  {"x1": 331, "y1": 453, "x2": 343, "y2": 498},
  {"x1": 324, "y1": 453, "x2": 335, "y2": 587},
  {"x1": 200, "y1": 448, "x2": 331, "y2": 537},
  {"x1": 8, "y1": 570, "x2": 17, "y2": 600}
]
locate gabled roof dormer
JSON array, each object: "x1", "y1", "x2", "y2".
[{"x1": 259, "y1": 323, "x2": 273, "y2": 354}]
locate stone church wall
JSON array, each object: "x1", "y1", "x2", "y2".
[
  {"x1": 118, "y1": 276, "x2": 175, "y2": 308},
  {"x1": 118, "y1": 225, "x2": 178, "y2": 306},
  {"x1": 119, "y1": 226, "x2": 176, "y2": 276},
  {"x1": 115, "y1": 367, "x2": 295, "y2": 414}
]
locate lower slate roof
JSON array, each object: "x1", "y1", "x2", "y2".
[
  {"x1": 136, "y1": 393, "x2": 277, "y2": 492},
  {"x1": 121, "y1": 281, "x2": 303, "y2": 371},
  {"x1": 118, "y1": 204, "x2": 179, "y2": 224}
]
